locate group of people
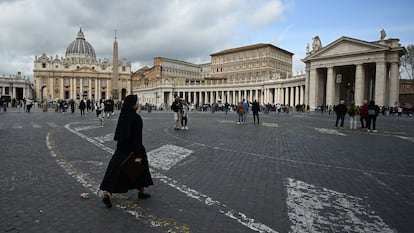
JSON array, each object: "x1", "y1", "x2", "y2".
[
  {"x1": 235, "y1": 99, "x2": 260, "y2": 124},
  {"x1": 334, "y1": 99, "x2": 380, "y2": 132},
  {"x1": 171, "y1": 95, "x2": 190, "y2": 130},
  {"x1": 0, "y1": 97, "x2": 34, "y2": 112}
]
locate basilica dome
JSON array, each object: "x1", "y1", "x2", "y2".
[{"x1": 65, "y1": 28, "x2": 96, "y2": 59}]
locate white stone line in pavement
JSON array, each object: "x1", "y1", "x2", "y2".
[
  {"x1": 46, "y1": 132, "x2": 153, "y2": 229},
  {"x1": 47, "y1": 122, "x2": 57, "y2": 128},
  {"x1": 394, "y1": 135, "x2": 414, "y2": 143},
  {"x1": 314, "y1": 128, "x2": 347, "y2": 136},
  {"x1": 64, "y1": 124, "x2": 114, "y2": 155},
  {"x1": 46, "y1": 132, "x2": 101, "y2": 196},
  {"x1": 262, "y1": 122, "x2": 279, "y2": 128},
  {"x1": 218, "y1": 120, "x2": 237, "y2": 124},
  {"x1": 12, "y1": 124, "x2": 23, "y2": 129},
  {"x1": 286, "y1": 178, "x2": 395, "y2": 233},
  {"x1": 149, "y1": 144, "x2": 193, "y2": 171},
  {"x1": 63, "y1": 122, "x2": 278, "y2": 233},
  {"x1": 74, "y1": 125, "x2": 103, "y2": 132},
  {"x1": 94, "y1": 133, "x2": 114, "y2": 144},
  {"x1": 31, "y1": 122, "x2": 41, "y2": 128}
]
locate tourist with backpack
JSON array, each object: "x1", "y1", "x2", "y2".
[{"x1": 367, "y1": 100, "x2": 380, "y2": 132}]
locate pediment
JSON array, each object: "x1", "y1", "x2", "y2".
[
  {"x1": 77, "y1": 66, "x2": 98, "y2": 73},
  {"x1": 305, "y1": 37, "x2": 388, "y2": 60}
]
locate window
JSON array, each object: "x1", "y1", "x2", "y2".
[
  {"x1": 122, "y1": 66, "x2": 126, "y2": 72},
  {"x1": 42, "y1": 63, "x2": 46, "y2": 68}
]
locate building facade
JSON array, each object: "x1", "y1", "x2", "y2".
[
  {"x1": 33, "y1": 28, "x2": 132, "y2": 102},
  {"x1": 0, "y1": 72, "x2": 33, "y2": 102},
  {"x1": 400, "y1": 79, "x2": 414, "y2": 108},
  {"x1": 133, "y1": 44, "x2": 306, "y2": 108},
  {"x1": 303, "y1": 32, "x2": 406, "y2": 110}
]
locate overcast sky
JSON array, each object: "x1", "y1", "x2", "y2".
[{"x1": 1, "y1": 0, "x2": 413, "y2": 79}]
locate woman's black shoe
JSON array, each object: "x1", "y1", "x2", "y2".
[
  {"x1": 138, "y1": 192, "x2": 151, "y2": 199},
  {"x1": 102, "y1": 194, "x2": 112, "y2": 208}
]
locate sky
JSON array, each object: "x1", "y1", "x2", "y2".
[{"x1": 1, "y1": 0, "x2": 413, "y2": 80}]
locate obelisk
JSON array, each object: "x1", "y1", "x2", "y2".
[{"x1": 112, "y1": 30, "x2": 119, "y2": 100}]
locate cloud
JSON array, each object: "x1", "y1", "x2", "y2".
[
  {"x1": 247, "y1": 0, "x2": 285, "y2": 28},
  {"x1": 0, "y1": 0, "x2": 291, "y2": 76}
]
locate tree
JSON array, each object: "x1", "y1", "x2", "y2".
[{"x1": 401, "y1": 44, "x2": 414, "y2": 79}]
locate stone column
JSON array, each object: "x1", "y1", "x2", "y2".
[
  {"x1": 60, "y1": 77, "x2": 64, "y2": 99},
  {"x1": 300, "y1": 85, "x2": 305, "y2": 105},
  {"x1": 388, "y1": 62, "x2": 399, "y2": 107},
  {"x1": 305, "y1": 69, "x2": 310, "y2": 106},
  {"x1": 326, "y1": 67, "x2": 335, "y2": 107},
  {"x1": 354, "y1": 64, "x2": 364, "y2": 106},
  {"x1": 285, "y1": 88, "x2": 289, "y2": 106},
  {"x1": 290, "y1": 87, "x2": 294, "y2": 106},
  {"x1": 274, "y1": 88, "x2": 278, "y2": 103},
  {"x1": 268, "y1": 88, "x2": 271, "y2": 103},
  {"x1": 308, "y1": 68, "x2": 318, "y2": 110},
  {"x1": 295, "y1": 86, "x2": 299, "y2": 106},
  {"x1": 374, "y1": 62, "x2": 387, "y2": 106},
  {"x1": 49, "y1": 77, "x2": 54, "y2": 100},
  {"x1": 279, "y1": 88, "x2": 284, "y2": 104}
]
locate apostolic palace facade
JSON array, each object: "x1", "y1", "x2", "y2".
[{"x1": 30, "y1": 28, "x2": 407, "y2": 110}]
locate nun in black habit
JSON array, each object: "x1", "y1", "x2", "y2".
[{"x1": 100, "y1": 94, "x2": 153, "y2": 208}]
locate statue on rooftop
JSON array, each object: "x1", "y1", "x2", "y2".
[
  {"x1": 312, "y1": 36, "x2": 322, "y2": 52},
  {"x1": 380, "y1": 29, "x2": 386, "y2": 40}
]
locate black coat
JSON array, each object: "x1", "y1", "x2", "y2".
[
  {"x1": 252, "y1": 101, "x2": 260, "y2": 112},
  {"x1": 100, "y1": 95, "x2": 153, "y2": 193},
  {"x1": 335, "y1": 104, "x2": 347, "y2": 115}
]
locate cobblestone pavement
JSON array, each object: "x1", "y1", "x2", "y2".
[{"x1": 1, "y1": 107, "x2": 413, "y2": 233}]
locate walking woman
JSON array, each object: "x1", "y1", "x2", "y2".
[
  {"x1": 79, "y1": 99, "x2": 86, "y2": 117},
  {"x1": 100, "y1": 95, "x2": 153, "y2": 208}
]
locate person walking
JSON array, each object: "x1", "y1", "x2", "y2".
[
  {"x1": 334, "y1": 100, "x2": 347, "y2": 128},
  {"x1": 236, "y1": 102, "x2": 245, "y2": 124},
  {"x1": 243, "y1": 99, "x2": 249, "y2": 122},
  {"x1": 70, "y1": 99, "x2": 75, "y2": 114},
  {"x1": 86, "y1": 99, "x2": 91, "y2": 112},
  {"x1": 79, "y1": 99, "x2": 86, "y2": 117},
  {"x1": 252, "y1": 100, "x2": 260, "y2": 124},
  {"x1": 62, "y1": 100, "x2": 68, "y2": 114},
  {"x1": 181, "y1": 99, "x2": 189, "y2": 130},
  {"x1": 366, "y1": 100, "x2": 380, "y2": 132},
  {"x1": 97, "y1": 100, "x2": 105, "y2": 126},
  {"x1": 26, "y1": 98, "x2": 33, "y2": 113},
  {"x1": 100, "y1": 95, "x2": 153, "y2": 208},
  {"x1": 359, "y1": 100, "x2": 368, "y2": 129},
  {"x1": 171, "y1": 95, "x2": 183, "y2": 130},
  {"x1": 347, "y1": 101, "x2": 359, "y2": 129}
]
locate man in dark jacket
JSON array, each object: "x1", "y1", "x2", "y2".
[
  {"x1": 252, "y1": 100, "x2": 260, "y2": 124},
  {"x1": 335, "y1": 100, "x2": 347, "y2": 128},
  {"x1": 171, "y1": 95, "x2": 183, "y2": 130}
]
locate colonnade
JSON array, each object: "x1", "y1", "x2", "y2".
[
  {"x1": 141, "y1": 84, "x2": 306, "y2": 108},
  {"x1": 306, "y1": 61, "x2": 400, "y2": 109},
  {"x1": 40, "y1": 76, "x2": 111, "y2": 101}
]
